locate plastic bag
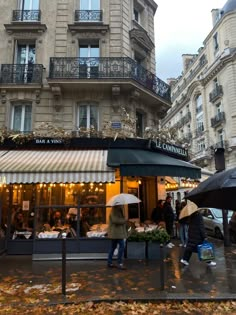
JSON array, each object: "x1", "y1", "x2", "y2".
[{"x1": 197, "y1": 241, "x2": 215, "y2": 261}]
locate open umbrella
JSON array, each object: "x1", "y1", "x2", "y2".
[
  {"x1": 179, "y1": 200, "x2": 198, "y2": 220},
  {"x1": 186, "y1": 167, "x2": 236, "y2": 210},
  {"x1": 106, "y1": 193, "x2": 141, "y2": 206}
]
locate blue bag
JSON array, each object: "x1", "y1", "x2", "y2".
[{"x1": 197, "y1": 241, "x2": 215, "y2": 261}]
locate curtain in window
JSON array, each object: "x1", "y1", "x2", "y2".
[{"x1": 90, "y1": 105, "x2": 98, "y2": 130}]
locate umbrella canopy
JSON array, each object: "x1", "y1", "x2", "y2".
[
  {"x1": 179, "y1": 201, "x2": 198, "y2": 220},
  {"x1": 186, "y1": 167, "x2": 236, "y2": 210},
  {"x1": 106, "y1": 193, "x2": 141, "y2": 207}
]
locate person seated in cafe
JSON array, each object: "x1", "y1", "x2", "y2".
[
  {"x1": 49, "y1": 210, "x2": 64, "y2": 228},
  {"x1": 66, "y1": 208, "x2": 77, "y2": 230},
  {"x1": 11, "y1": 211, "x2": 32, "y2": 239},
  {"x1": 87, "y1": 207, "x2": 103, "y2": 226},
  {"x1": 79, "y1": 209, "x2": 91, "y2": 237}
]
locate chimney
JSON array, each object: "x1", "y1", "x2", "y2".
[{"x1": 211, "y1": 9, "x2": 220, "y2": 27}]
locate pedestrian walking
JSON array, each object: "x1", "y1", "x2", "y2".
[
  {"x1": 180, "y1": 211, "x2": 216, "y2": 266},
  {"x1": 107, "y1": 205, "x2": 128, "y2": 270},
  {"x1": 178, "y1": 201, "x2": 189, "y2": 247},
  {"x1": 163, "y1": 196, "x2": 175, "y2": 248}
]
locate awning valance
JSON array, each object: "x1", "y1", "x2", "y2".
[
  {"x1": 107, "y1": 149, "x2": 201, "y2": 179},
  {"x1": 0, "y1": 150, "x2": 115, "y2": 184}
]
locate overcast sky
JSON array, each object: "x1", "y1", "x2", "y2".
[{"x1": 154, "y1": 0, "x2": 227, "y2": 82}]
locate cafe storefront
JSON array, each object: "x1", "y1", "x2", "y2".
[{"x1": 0, "y1": 138, "x2": 201, "y2": 259}]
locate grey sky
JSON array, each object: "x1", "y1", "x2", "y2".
[{"x1": 154, "y1": 0, "x2": 226, "y2": 82}]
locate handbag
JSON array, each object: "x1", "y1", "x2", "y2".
[{"x1": 197, "y1": 241, "x2": 215, "y2": 261}]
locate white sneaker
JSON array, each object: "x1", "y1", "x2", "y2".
[
  {"x1": 166, "y1": 243, "x2": 173, "y2": 248},
  {"x1": 180, "y1": 259, "x2": 189, "y2": 266},
  {"x1": 169, "y1": 242, "x2": 175, "y2": 247},
  {"x1": 207, "y1": 261, "x2": 216, "y2": 266},
  {"x1": 179, "y1": 243, "x2": 183, "y2": 247}
]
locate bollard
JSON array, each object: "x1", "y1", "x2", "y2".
[
  {"x1": 160, "y1": 244, "x2": 165, "y2": 290},
  {"x1": 61, "y1": 232, "x2": 67, "y2": 296}
]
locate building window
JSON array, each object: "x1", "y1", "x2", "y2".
[
  {"x1": 195, "y1": 95, "x2": 202, "y2": 114},
  {"x1": 136, "y1": 111, "x2": 144, "y2": 138},
  {"x1": 80, "y1": 0, "x2": 100, "y2": 10},
  {"x1": 79, "y1": 43, "x2": 99, "y2": 78},
  {"x1": 197, "y1": 139, "x2": 205, "y2": 152},
  {"x1": 213, "y1": 33, "x2": 219, "y2": 51},
  {"x1": 218, "y1": 129, "x2": 224, "y2": 146},
  {"x1": 15, "y1": 42, "x2": 35, "y2": 83},
  {"x1": 11, "y1": 103, "x2": 32, "y2": 132},
  {"x1": 19, "y1": 0, "x2": 39, "y2": 10},
  {"x1": 196, "y1": 114, "x2": 204, "y2": 132},
  {"x1": 133, "y1": 0, "x2": 144, "y2": 25},
  {"x1": 134, "y1": 8, "x2": 139, "y2": 22},
  {"x1": 216, "y1": 102, "x2": 222, "y2": 114},
  {"x1": 77, "y1": 103, "x2": 98, "y2": 130}
]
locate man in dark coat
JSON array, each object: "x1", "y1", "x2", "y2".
[
  {"x1": 163, "y1": 196, "x2": 175, "y2": 248},
  {"x1": 180, "y1": 211, "x2": 216, "y2": 266}
]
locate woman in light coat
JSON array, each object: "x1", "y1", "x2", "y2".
[{"x1": 107, "y1": 205, "x2": 128, "y2": 269}]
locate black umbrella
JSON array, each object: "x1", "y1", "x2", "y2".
[{"x1": 186, "y1": 167, "x2": 236, "y2": 211}]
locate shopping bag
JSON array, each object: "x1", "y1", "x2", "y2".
[{"x1": 197, "y1": 241, "x2": 215, "y2": 261}]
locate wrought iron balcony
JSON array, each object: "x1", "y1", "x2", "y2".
[
  {"x1": 49, "y1": 57, "x2": 171, "y2": 102},
  {"x1": 0, "y1": 64, "x2": 43, "y2": 84},
  {"x1": 74, "y1": 10, "x2": 103, "y2": 22},
  {"x1": 209, "y1": 85, "x2": 223, "y2": 103},
  {"x1": 12, "y1": 10, "x2": 41, "y2": 22},
  {"x1": 211, "y1": 111, "x2": 225, "y2": 128}
]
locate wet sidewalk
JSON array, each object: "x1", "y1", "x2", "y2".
[{"x1": 0, "y1": 238, "x2": 236, "y2": 306}]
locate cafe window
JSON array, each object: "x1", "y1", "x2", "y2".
[{"x1": 33, "y1": 183, "x2": 107, "y2": 238}]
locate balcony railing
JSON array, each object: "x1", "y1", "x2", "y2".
[
  {"x1": 211, "y1": 111, "x2": 225, "y2": 127},
  {"x1": 209, "y1": 85, "x2": 223, "y2": 103},
  {"x1": 0, "y1": 64, "x2": 43, "y2": 84},
  {"x1": 74, "y1": 10, "x2": 103, "y2": 22},
  {"x1": 12, "y1": 10, "x2": 41, "y2": 22},
  {"x1": 49, "y1": 57, "x2": 171, "y2": 102}
]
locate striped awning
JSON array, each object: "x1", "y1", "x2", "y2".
[{"x1": 0, "y1": 150, "x2": 115, "y2": 184}]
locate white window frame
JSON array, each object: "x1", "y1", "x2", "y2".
[
  {"x1": 11, "y1": 103, "x2": 32, "y2": 132},
  {"x1": 197, "y1": 139, "x2": 205, "y2": 152},
  {"x1": 77, "y1": 103, "x2": 99, "y2": 130}
]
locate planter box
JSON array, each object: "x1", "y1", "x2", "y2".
[
  {"x1": 126, "y1": 241, "x2": 146, "y2": 259},
  {"x1": 147, "y1": 242, "x2": 163, "y2": 260}
]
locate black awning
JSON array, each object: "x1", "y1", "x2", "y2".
[{"x1": 107, "y1": 149, "x2": 201, "y2": 179}]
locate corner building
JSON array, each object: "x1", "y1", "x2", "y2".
[{"x1": 0, "y1": 0, "x2": 200, "y2": 258}]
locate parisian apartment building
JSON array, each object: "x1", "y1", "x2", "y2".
[
  {"x1": 161, "y1": 0, "x2": 236, "y2": 173},
  {"x1": 0, "y1": 0, "x2": 171, "y2": 139}
]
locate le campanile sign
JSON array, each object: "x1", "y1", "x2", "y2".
[{"x1": 151, "y1": 139, "x2": 188, "y2": 158}]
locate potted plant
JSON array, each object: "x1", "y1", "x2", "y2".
[
  {"x1": 125, "y1": 230, "x2": 147, "y2": 259},
  {"x1": 146, "y1": 227, "x2": 170, "y2": 260}
]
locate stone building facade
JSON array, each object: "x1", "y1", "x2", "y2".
[
  {"x1": 0, "y1": 0, "x2": 171, "y2": 138},
  {"x1": 161, "y1": 0, "x2": 236, "y2": 172}
]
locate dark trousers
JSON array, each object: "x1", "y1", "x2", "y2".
[{"x1": 107, "y1": 239, "x2": 125, "y2": 265}]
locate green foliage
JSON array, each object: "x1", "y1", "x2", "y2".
[{"x1": 128, "y1": 227, "x2": 170, "y2": 244}]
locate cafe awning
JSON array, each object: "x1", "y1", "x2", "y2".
[
  {"x1": 0, "y1": 150, "x2": 115, "y2": 183},
  {"x1": 107, "y1": 149, "x2": 201, "y2": 179}
]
